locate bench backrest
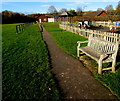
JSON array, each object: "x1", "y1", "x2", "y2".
[{"x1": 88, "y1": 35, "x2": 118, "y2": 53}]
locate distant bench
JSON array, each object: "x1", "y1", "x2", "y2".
[{"x1": 77, "y1": 34, "x2": 119, "y2": 74}]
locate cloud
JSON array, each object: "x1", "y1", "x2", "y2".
[
  {"x1": 99, "y1": 0, "x2": 119, "y2": 2},
  {"x1": 40, "y1": 5, "x2": 50, "y2": 7},
  {"x1": 0, "y1": 2, "x2": 9, "y2": 4},
  {"x1": 0, "y1": 1, "x2": 3, "y2": 4},
  {"x1": 66, "y1": 4, "x2": 75, "y2": 6},
  {"x1": 75, "y1": 1, "x2": 89, "y2": 5},
  {"x1": 66, "y1": 1, "x2": 89, "y2": 6},
  {"x1": 2, "y1": 0, "x2": 120, "y2": 2},
  {"x1": 22, "y1": 11, "x2": 37, "y2": 15}
]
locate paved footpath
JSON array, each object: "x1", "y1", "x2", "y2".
[{"x1": 39, "y1": 25, "x2": 118, "y2": 100}]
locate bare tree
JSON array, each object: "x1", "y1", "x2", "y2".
[
  {"x1": 76, "y1": 7, "x2": 82, "y2": 16},
  {"x1": 116, "y1": 1, "x2": 120, "y2": 15},
  {"x1": 59, "y1": 8, "x2": 67, "y2": 13},
  {"x1": 105, "y1": 5, "x2": 114, "y2": 15},
  {"x1": 48, "y1": 5, "x2": 57, "y2": 14},
  {"x1": 116, "y1": 1, "x2": 120, "y2": 10},
  {"x1": 105, "y1": 5, "x2": 114, "y2": 11},
  {"x1": 97, "y1": 8, "x2": 103, "y2": 11}
]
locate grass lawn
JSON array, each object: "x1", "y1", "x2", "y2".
[
  {"x1": 42, "y1": 22, "x2": 87, "y2": 58},
  {"x1": 2, "y1": 24, "x2": 61, "y2": 100},
  {"x1": 42, "y1": 22, "x2": 120, "y2": 99}
]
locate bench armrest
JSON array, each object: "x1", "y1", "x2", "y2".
[
  {"x1": 102, "y1": 51, "x2": 115, "y2": 55},
  {"x1": 98, "y1": 51, "x2": 116, "y2": 63},
  {"x1": 77, "y1": 41, "x2": 88, "y2": 44},
  {"x1": 105, "y1": 51, "x2": 115, "y2": 54},
  {"x1": 77, "y1": 41, "x2": 88, "y2": 48},
  {"x1": 101, "y1": 51, "x2": 115, "y2": 55},
  {"x1": 99, "y1": 51, "x2": 115, "y2": 60}
]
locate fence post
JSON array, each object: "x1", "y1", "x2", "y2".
[
  {"x1": 19, "y1": 25, "x2": 21, "y2": 33},
  {"x1": 16, "y1": 25, "x2": 21, "y2": 33},
  {"x1": 16, "y1": 25, "x2": 18, "y2": 34}
]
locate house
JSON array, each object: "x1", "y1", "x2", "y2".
[
  {"x1": 38, "y1": 14, "x2": 55, "y2": 23},
  {"x1": 54, "y1": 11, "x2": 73, "y2": 22},
  {"x1": 83, "y1": 11, "x2": 108, "y2": 17}
]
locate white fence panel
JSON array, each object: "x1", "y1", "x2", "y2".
[{"x1": 59, "y1": 24, "x2": 120, "y2": 44}]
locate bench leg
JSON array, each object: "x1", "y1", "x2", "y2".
[
  {"x1": 112, "y1": 60, "x2": 116, "y2": 73},
  {"x1": 98, "y1": 60, "x2": 102, "y2": 74},
  {"x1": 77, "y1": 47, "x2": 79, "y2": 57}
]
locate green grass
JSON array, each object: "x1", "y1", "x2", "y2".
[
  {"x1": 95, "y1": 69, "x2": 120, "y2": 98},
  {"x1": 42, "y1": 22, "x2": 87, "y2": 58},
  {"x1": 42, "y1": 22, "x2": 120, "y2": 99},
  {"x1": 2, "y1": 24, "x2": 61, "y2": 100}
]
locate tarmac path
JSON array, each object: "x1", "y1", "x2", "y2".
[{"x1": 39, "y1": 24, "x2": 118, "y2": 100}]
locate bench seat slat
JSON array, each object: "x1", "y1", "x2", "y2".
[
  {"x1": 79, "y1": 46, "x2": 100, "y2": 61},
  {"x1": 79, "y1": 46, "x2": 113, "y2": 62}
]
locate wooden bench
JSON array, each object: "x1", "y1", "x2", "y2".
[{"x1": 77, "y1": 35, "x2": 119, "y2": 74}]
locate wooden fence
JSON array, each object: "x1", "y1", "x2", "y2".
[
  {"x1": 16, "y1": 23, "x2": 34, "y2": 34},
  {"x1": 92, "y1": 21, "x2": 116, "y2": 27},
  {"x1": 59, "y1": 24, "x2": 120, "y2": 43},
  {"x1": 16, "y1": 24, "x2": 24, "y2": 33}
]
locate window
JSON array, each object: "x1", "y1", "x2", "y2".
[{"x1": 44, "y1": 18, "x2": 47, "y2": 21}]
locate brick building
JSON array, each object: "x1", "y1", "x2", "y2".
[{"x1": 38, "y1": 14, "x2": 55, "y2": 23}]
